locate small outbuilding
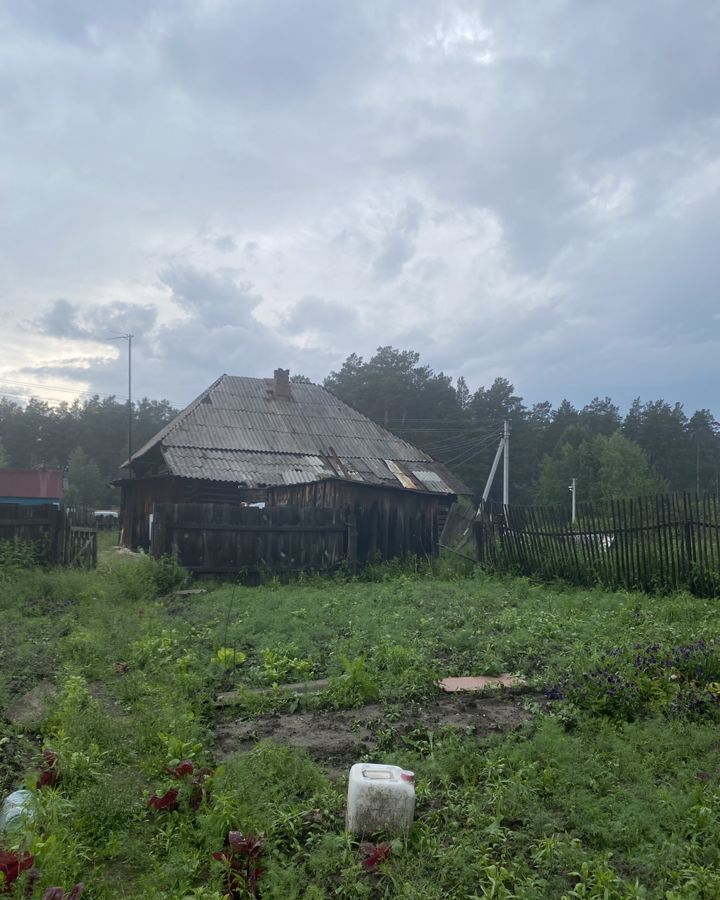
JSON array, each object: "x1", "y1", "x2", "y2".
[
  {"x1": 118, "y1": 370, "x2": 470, "y2": 565},
  {"x1": 0, "y1": 468, "x2": 65, "y2": 506}
]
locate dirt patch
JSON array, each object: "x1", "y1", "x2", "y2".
[
  {"x1": 214, "y1": 693, "x2": 536, "y2": 776},
  {"x1": 87, "y1": 682, "x2": 128, "y2": 719},
  {"x1": 4, "y1": 682, "x2": 58, "y2": 730}
]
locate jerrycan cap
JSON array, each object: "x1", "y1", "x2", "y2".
[{"x1": 400, "y1": 770, "x2": 415, "y2": 783}]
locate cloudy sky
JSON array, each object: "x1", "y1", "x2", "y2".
[{"x1": 1, "y1": 0, "x2": 719, "y2": 416}]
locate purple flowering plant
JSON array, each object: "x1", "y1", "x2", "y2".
[{"x1": 546, "y1": 639, "x2": 720, "y2": 721}]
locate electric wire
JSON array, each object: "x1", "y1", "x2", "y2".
[
  {"x1": 0, "y1": 383, "x2": 183, "y2": 408},
  {"x1": 444, "y1": 438, "x2": 503, "y2": 469},
  {"x1": 0, "y1": 378, "x2": 99, "y2": 397},
  {"x1": 0, "y1": 388, "x2": 93, "y2": 405},
  {"x1": 422, "y1": 431, "x2": 503, "y2": 457}
]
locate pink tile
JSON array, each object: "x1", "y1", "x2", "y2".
[{"x1": 437, "y1": 674, "x2": 524, "y2": 692}]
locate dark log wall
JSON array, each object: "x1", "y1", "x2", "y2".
[
  {"x1": 268, "y1": 480, "x2": 445, "y2": 563},
  {"x1": 151, "y1": 502, "x2": 348, "y2": 574},
  {"x1": 122, "y1": 475, "x2": 451, "y2": 564}
]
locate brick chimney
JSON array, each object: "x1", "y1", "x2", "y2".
[{"x1": 273, "y1": 368, "x2": 291, "y2": 399}]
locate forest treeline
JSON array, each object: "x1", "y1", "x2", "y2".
[
  {"x1": 1, "y1": 346, "x2": 718, "y2": 508},
  {"x1": 0, "y1": 396, "x2": 176, "y2": 506},
  {"x1": 324, "y1": 348, "x2": 719, "y2": 506}
]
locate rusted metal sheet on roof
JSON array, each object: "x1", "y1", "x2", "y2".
[{"x1": 385, "y1": 459, "x2": 418, "y2": 490}]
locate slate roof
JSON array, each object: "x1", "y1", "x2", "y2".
[{"x1": 129, "y1": 375, "x2": 470, "y2": 496}]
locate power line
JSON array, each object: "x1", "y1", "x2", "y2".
[
  {"x1": 0, "y1": 383, "x2": 183, "y2": 409},
  {"x1": 0, "y1": 388, "x2": 89, "y2": 405},
  {"x1": 392, "y1": 428, "x2": 502, "y2": 438},
  {"x1": 0, "y1": 377, "x2": 98, "y2": 397},
  {"x1": 422, "y1": 431, "x2": 503, "y2": 456},
  {"x1": 388, "y1": 418, "x2": 505, "y2": 428},
  {"x1": 418, "y1": 426, "x2": 504, "y2": 444},
  {"x1": 444, "y1": 441, "x2": 499, "y2": 469},
  {"x1": 441, "y1": 432, "x2": 506, "y2": 467}
]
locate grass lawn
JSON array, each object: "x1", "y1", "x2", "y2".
[{"x1": 1, "y1": 549, "x2": 720, "y2": 898}]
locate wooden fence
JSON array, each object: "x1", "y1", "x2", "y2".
[
  {"x1": 472, "y1": 494, "x2": 720, "y2": 596},
  {"x1": 0, "y1": 504, "x2": 98, "y2": 567},
  {"x1": 150, "y1": 502, "x2": 354, "y2": 575}
]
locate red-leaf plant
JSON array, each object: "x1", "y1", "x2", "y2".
[
  {"x1": 41, "y1": 884, "x2": 85, "y2": 900},
  {"x1": 147, "y1": 760, "x2": 213, "y2": 814},
  {"x1": 0, "y1": 848, "x2": 34, "y2": 893},
  {"x1": 212, "y1": 831, "x2": 264, "y2": 898},
  {"x1": 146, "y1": 788, "x2": 180, "y2": 813},
  {"x1": 37, "y1": 749, "x2": 59, "y2": 789},
  {"x1": 360, "y1": 842, "x2": 391, "y2": 873}
]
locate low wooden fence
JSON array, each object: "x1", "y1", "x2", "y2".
[
  {"x1": 473, "y1": 494, "x2": 720, "y2": 596},
  {"x1": 0, "y1": 504, "x2": 98, "y2": 567},
  {"x1": 150, "y1": 502, "x2": 355, "y2": 575}
]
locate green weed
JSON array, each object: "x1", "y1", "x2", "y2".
[{"x1": 1, "y1": 557, "x2": 720, "y2": 896}]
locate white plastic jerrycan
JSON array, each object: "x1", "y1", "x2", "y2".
[
  {"x1": 0, "y1": 789, "x2": 34, "y2": 833},
  {"x1": 346, "y1": 763, "x2": 415, "y2": 836}
]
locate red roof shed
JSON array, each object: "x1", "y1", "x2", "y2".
[{"x1": 0, "y1": 468, "x2": 65, "y2": 503}]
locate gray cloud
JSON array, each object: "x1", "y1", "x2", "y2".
[
  {"x1": 373, "y1": 200, "x2": 424, "y2": 281},
  {"x1": 31, "y1": 299, "x2": 158, "y2": 341},
  {"x1": 160, "y1": 0, "x2": 380, "y2": 108},
  {"x1": 285, "y1": 297, "x2": 349, "y2": 330},
  {"x1": 158, "y1": 265, "x2": 261, "y2": 320},
  {"x1": 22, "y1": 266, "x2": 324, "y2": 405},
  {"x1": 1, "y1": 1, "x2": 719, "y2": 418}
]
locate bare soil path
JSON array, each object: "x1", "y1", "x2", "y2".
[{"x1": 215, "y1": 693, "x2": 536, "y2": 777}]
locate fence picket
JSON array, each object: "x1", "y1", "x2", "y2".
[{"x1": 476, "y1": 492, "x2": 720, "y2": 598}]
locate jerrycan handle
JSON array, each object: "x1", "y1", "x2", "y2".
[{"x1": 362, "y1": 767, "x2": 394, "y2": 780}]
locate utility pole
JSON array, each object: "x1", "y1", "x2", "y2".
[
  {"x1": 127, "y1": 333, "x2": 133, "y2": 478},
  {"x1": 107, "y1": 332, "x2": 134, "y2": 478},
  {"x1": 480, "y1": 433, "x2": 505, "y2": 509},
  {"x1": 569, "y1": 477, "x2": 577, "y2": 523},
  {"x1": 502, "y1": 420, "x2": 510, "y2": 506},
  {"x1": 477, "y1": 421, "x2": 510, "y2": 516}
]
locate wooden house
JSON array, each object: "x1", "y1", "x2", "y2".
[{"x1": 118, "y1": 369, "x2": 470, "y2": 563}]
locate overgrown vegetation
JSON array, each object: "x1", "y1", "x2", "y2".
[{"x1": 1, "y1": 551, "x2": 720, "y2": 896}]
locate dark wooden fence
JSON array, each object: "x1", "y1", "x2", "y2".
[
  {"x1": 150, "y1": 502, "x2": 354, "y2": 575},
  {"x1": 472, "y1": 494, "x2": 720, "y2": 596},
  {"x1": 0, "y1": 504, "x2": 98, "y2": 567}
]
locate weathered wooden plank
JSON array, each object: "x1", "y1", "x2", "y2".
[
  {"x1": 0, "y1": 517, "x2": 52, "y2": 527},
  {"x1": 162, "y1": 522, "x2": 347, "y2": 534}
]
